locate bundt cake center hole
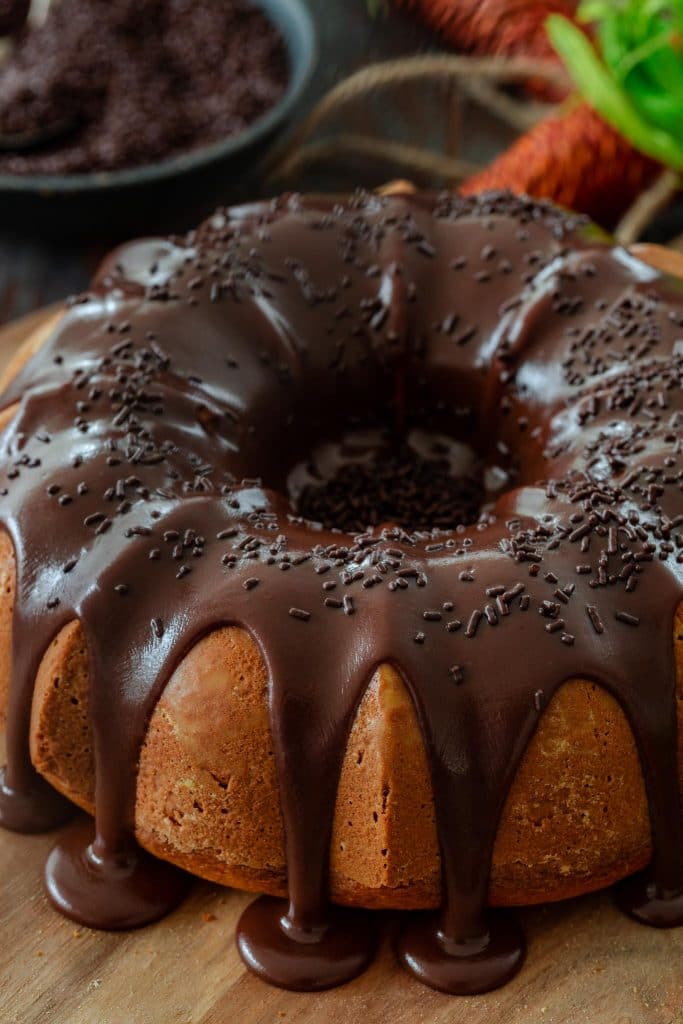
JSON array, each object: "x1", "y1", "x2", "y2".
[{"x1": 289, "y1": 430, "x2": 493, "y2": 534}]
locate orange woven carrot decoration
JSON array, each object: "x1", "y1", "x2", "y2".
[
  {"x1": 395, "y1": 0, "x2": 577, "y2": 62},
  {"x1": 395, "y1": 1, "x2": 577, "y2": 97},
  {"x1": 395, "y1": 0, "x2": 578, "y2": 97},
  {"x1": 393, "y1": 0, "x2": 671, "y2": 227},
  {"x1": 460, "y1": 102, "x2": 658, "y2": 226}
]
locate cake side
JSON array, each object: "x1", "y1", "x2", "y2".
[
  {"x1": 20, "y1": 592, "x2": 677, "y2": 909},
  {"x1": 6, "y1": 502, "x2": 675, "y2": 910}
]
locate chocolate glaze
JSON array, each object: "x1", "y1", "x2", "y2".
[
  {"x1": 237, "y1": 895, "x2": 377, "y2": 991},
  {"x1": 0, "y1": 191, "x2": 683, "y2": 994},
  {"x1": 0, "y1": 768, "x2": 72, "y2": 833},
  {"x1": 45, "y1": 818, "x2": 190, "y2": 929},
  {"x1": 397, "y1": 907, "x2": 525, "y2": 996}
]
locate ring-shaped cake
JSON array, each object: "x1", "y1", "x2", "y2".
[{"x1": 1, "y1": 190, "x2": 683, "y2": 993}]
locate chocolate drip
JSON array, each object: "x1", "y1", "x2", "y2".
[
  {"x1": 0, "y1": 192, "x2": 682, "y2": 996},
  {"x1": 45, "y1": 819, "x2": 190, "y2": 930},
  {"x1": 0, "y1": 768, "x2": 72, "y2": 834},
  {"x1": 0, "y1": 521, "x2": 75, "y2": 834}
]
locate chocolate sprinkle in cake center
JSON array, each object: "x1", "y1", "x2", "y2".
[{"x1": 295, "y1": 439, "x2": 487, "y2": 533}]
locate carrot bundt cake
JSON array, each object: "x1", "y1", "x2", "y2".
[{"x1": 1, "y1": 190, "x2": 683, "y2": 994}]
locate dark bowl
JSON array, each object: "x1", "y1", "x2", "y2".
[{"x1": 0, "y1": 0, "x2": 316, "y2": 240}]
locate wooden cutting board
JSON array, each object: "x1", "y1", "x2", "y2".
[{"x1": 1, "y1": 309, "x2": 683, "y2": 1024}]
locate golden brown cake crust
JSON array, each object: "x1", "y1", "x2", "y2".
[
  {"x1": 1, "y1": 495, "x2": 678, "y2": 909},
  {"x1": 11, "y1": 590, "x2": 680, "y2": 909}
]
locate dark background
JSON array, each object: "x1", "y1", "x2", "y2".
[{"x1": 0, "y1": 0, "x2": 517, "y2": 323}]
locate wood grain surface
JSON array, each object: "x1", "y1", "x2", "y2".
[{"x1": 1, "y1": 311, "x2": 683, "y2": 1024}]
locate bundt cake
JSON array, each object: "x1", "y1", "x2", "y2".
[{"x1": 1, "y1": 190, "x2": 683, "y2": 995}]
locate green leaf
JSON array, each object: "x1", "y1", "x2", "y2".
[{"x1": 547, "y1": 11, "x2": 683, "y2": 170}]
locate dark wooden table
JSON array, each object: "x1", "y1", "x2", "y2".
[{"x1": 0, "y1": 0, "x2": 515, "y2": 324}]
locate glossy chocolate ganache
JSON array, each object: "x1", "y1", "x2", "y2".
[{"x1": 1, "y1": 190, "x2": 683, "y2": 994}]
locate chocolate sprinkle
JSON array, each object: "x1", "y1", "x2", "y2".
[
  {"x1": 0, "y1": 0, "x2": 289, "y2": 176},
  {"x1": 288, "y1": 607, "x2": 311, "y2": 622}
]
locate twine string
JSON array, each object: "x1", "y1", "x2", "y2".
[
  {"x1": 614, "y1": 169, "x2": 683, "y2": 246},
  {"x1": 267, "y1": 54, "x2": 565, "y2": 184},
  {"x1": 270, "y1": 132, "x2": 481, "y2": 185}
]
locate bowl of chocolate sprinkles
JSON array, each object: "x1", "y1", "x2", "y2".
[{"x1": 0, "y1": 0, "x2": 316, "y2": 236}]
